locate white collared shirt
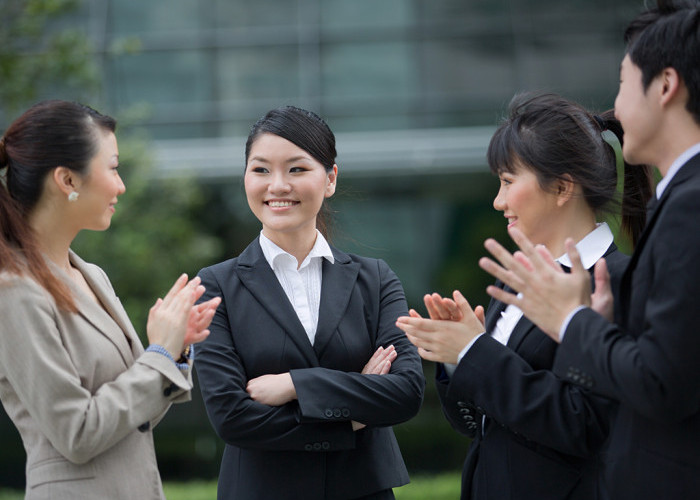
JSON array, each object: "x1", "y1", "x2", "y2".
[
  {"x1": 259, "y1": 230, "x2": 334, "y2": 345},
  {"x1": 445, "y1": 222, "x2": 614, "y2": 377},
  {"x1": 491, "y1": 222, "x2": 613, "y2": 347},
  {"x1": 656, "y1": 142, "x2": 700, "y2": 198}
]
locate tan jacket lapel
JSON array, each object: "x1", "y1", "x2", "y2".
[{"x1": 59, "y1": 251, "x2": 139, "y2": 365}]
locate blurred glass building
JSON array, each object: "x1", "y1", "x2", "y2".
[
  {"x1": 0, "y1": 0, "x2": 647, "y2": 488},
  {"x1": 81, "y1": 0, "x2": 643, "y2": 304}
]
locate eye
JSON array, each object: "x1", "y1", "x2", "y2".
[
  {"x1": 290, "y1": 166, "x2": 308, "y2": 173},
  {"x1": 499, "y1": 176, "x2": 512, "y2": 186},
  {"x1": 250, "y1": 166, "x2": 268, "y2": 174}
]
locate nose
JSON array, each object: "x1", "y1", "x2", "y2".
[
  {"x1": 269, "y1": 171, "x2": 291, "y2": 193},
  {"x1": 493, "y1": 184, "x2": 506, "y2": 211},
  {"x1": 117, "y1": 173, "x2": 126, "y2": 195}
]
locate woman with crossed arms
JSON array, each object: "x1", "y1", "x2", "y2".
[{"x1": 195, "y1": 106, "x2": 424, "y2": 500}]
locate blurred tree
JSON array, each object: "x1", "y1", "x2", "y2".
[
  {"x1": 0, "y1": 0, "x2": 99, "y2": 117},
  {"x1": 70, "y1": 128, "x2": 223, "y2": 334},
  {"x1": 0, "y1": 0, "x2": 224, "y2": 488}
]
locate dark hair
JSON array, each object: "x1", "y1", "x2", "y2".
[
  {"x1": 245, "y1": 106, "x2": 337, "y2": 237},
  {"x1": 625, "y1": 0, "x2": 700, "y2": 124},
  {"x1": 487, "y1": 92, "x2": 653, "y2": 246},
  {"x1": 0, "y1": 100, "x2": 117, "y2": 311}
]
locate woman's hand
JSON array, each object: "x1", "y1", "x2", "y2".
[
  {"x1": 361, "y1": 345, "x2": 397, "y2": 375},
  {"x1": 246, "y1": 373, "x2": 297, "y2": 406},
  {"x1": 146, "y1": 274, "x2": 205, "y2": 358},
  {"x1": 590, "y1": 258, "x2": 614, "y2": 322},
  {"x1": 183, "y1": 296, "x2": 221, "y2": 347},
  {"x1": 352, "y1": 345, "x2": 398, "y2": 431},
  {"x1": 396, "y1": 290, "x2": 485, "y2": 364},
  {"x1": 424, "y1": 292, "x2": 485, "y2": 326}
]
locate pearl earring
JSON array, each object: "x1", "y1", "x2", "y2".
[{"x1": 68, "y1": 191, "x2": 79, "y2": 202}]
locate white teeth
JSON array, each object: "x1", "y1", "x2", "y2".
[{"x1": 268, "y1": 201, "x2": 295, "y2": 207}]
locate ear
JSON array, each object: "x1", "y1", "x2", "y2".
[
  {"x1": 659, "y1": 67, "x2": 682, "y2": 107},
  {"x1": 52, "y1": 166, "x2": 80, "y2": 197},
  {"x1": 325, "y1": 164, "x2": 338, "y2": 198},
  {"x1": 555, "y1": 173, "x2": 575, "y2": 207}
]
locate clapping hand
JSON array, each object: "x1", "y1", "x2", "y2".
[
  {"x1": 478, "y1": 227, "x2": 592, "y2": 341},
  {"x1": 396, "y1": 291, "x2": 485, "y2": 364}
]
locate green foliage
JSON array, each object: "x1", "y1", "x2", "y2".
[
  {"x1": 71, "y1": 130, "x2": 222, "y2": 336},
  {"x1": 0, "y1": 0, "x2": 99, "y2": 117}
]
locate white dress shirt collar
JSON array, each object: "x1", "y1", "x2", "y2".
[
  {"x1": 259, "y1": 230, "x2": 334, "y2": 270},
  {"x1": 557, "y1": 222, "x2": 613, "y2": 270},
  {"x1": 656, "y1": 141, "x2": 700, "y2": 199}
]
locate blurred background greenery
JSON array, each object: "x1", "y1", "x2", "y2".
[{"x1": 0, "y1": 0, "x2": 645, "y2": 493}]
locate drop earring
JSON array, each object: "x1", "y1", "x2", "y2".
[{"x1": 68, "y1": 191, "x2": 79, "y2": 202}]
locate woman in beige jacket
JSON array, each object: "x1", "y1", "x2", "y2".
[{"x1": 0, "y1": 100, "x2": 220, "y2": 499}]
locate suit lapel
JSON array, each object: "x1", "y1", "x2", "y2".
[
  {"x1": 63, "y1": 252, "x2": 136, "y2": 366},
  {"x1": 313, "y1": 248, "x2": 361, "y2": 358},
  {"x1": 620, "y1": 154, "x2": 700, "y2": 319},
  {"x1": 484, "y1": 281, "x2": 509, "y2": 334},
  {"x1": 506, "y1": 316, "x2": 537, "y2": 352},
  {"x1": 235, "y1": 239, "x2": 320, "y2": 367}
]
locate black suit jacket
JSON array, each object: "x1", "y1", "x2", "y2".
[
  {"x1": 554, "y1": 153, "x2": 700, "y2": 499},
  {"x1": 436, "y1": 244, "x2": 626, "y2": 500},
  {"x1": 195, "y1": 239, "x2": 425, "y2": 500}
]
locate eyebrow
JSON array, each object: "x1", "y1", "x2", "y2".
[{"x1": 248, "y1": 155, "x2": 312, "y2": 164}]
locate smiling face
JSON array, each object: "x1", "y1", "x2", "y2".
[
  {"x1": 493, "y1": 162, "x2": 562, "y2": 248},
  {"x1": 244, "y1": 133, "x2": 337, "y2": 245},
  {"x1": 74, "y1": 130, "x2": 125, "y2": 231}
]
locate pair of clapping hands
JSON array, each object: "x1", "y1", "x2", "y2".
[
  {"x1": 396, "y1": 227, "x2": 615, "y2": 363},
  {"x1": 146, "y1": 274, "x2": 221, "y2": 360}
]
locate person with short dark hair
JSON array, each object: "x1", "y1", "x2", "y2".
[
  {"x1": 0, "y1": 100, "x2": 220, "y2": 499},
  {"x1": 194, "y1": 106, "x2": 425, "y2": 500},
  {"x1": 478, "y1": 1, "x2": 700, "y2": 498},
  {"x1": 396, "y1": 92, "x2": 652, "y2": 500}
]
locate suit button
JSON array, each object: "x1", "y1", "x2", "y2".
[
  {"x1": 324, "y1": 409, "x2": 334, "y2": 418},
  {"x1": 138, "y1": 422, "x2": 150, "y2": 432},
  {"x1": 467, "y1": 422, "x2": 477, "y2": 430},
  {"x1": 457, "y1": 401, "x2": 468, "y2": 408},
  {"x1": 464, "y1": 414, "x2": 473, "y2": 421},
  {"x1": 333, "y1": 409, "x2": 342, "y2": 418},
  {"x1": 304, "y1": 444, "x2": 313, "y2": 451},
  {"x1": 322, "y1": 441, "x2": 330, "y2": 450},
  {"x1": 341, "y1": 408, "x2": 350, "y2": 418},
  {"x1": 313, "y1": 442, "x2": 322, "y2": 451}
]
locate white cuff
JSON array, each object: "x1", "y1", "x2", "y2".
[
  {"x1": 444, "y1": 332, "x2": 486, "y2": 377},
  {"x1": 559, "y1": 306, "x2": 587, "y2": 341}
]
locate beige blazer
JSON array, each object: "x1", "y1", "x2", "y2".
[{"x1": 0, "y1": 251, "x2": 192, "y2": 500}]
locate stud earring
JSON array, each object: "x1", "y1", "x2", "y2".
[{"x1": 68, "y1": 191, "x2": 79, "y2": 202}]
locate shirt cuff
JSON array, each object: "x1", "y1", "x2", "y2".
[
  {"x1": 559, "y1": 306, "x2": 587, "y2": 342},
  {"x1": 146, "y1": 344, "x2": 190, "y2": 371},
  {"x1": 443, "y1": 332, "x2": 486, "y2": 377}
]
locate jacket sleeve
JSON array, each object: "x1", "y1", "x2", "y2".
[
  {"x1": 445, "y1": 334, "x2": 613, "y2": 457},
  {"x1": 435, "y1": 364, "x2": 480, "y2": 438},
  {"x1": 194, "y1": 266, "x2": 358, "y2": 452},
  {"x1": 0, "y1": 275, "x2": 192, "y2": 465},
  {"x1": 554, "y1": 189, "x2": 700, "y2": 423},
  {"x1": 290, "y1": 260, "x2": 425, "y2": 427}
]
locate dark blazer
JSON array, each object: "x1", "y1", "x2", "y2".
[
  {"x1": 436, "y1": 243, "x2": 627, "y2": 500},
  {"x1": 195, "y1": 239, "x2": 425, "y2": 500},
  {"x1": 554, "y1": 153, "x2": 700, "y2": 500}
]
